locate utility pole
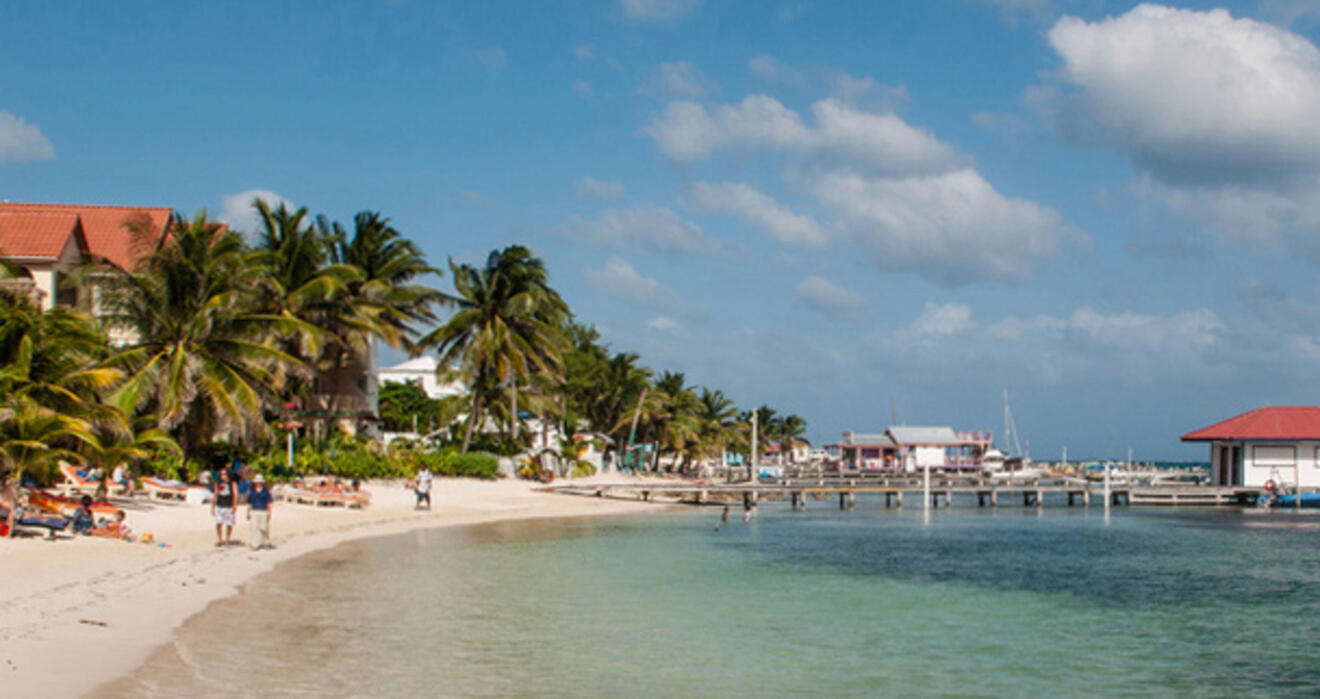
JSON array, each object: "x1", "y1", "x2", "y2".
[{"x1": 749, "y1": 411, "x2": 758, "y2": 483}]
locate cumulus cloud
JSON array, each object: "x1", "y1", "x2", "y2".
[
  {"x1": 1030, "y1": 5, "x2": 1320, "y2": 261},
  {"x1": 568, "y1": 204, "x2": 727, "y2": 256},
  {"x1": 642, "y1": 61, "x2": 715, "y2": 98},
  {"x1": 809, "y1": 169, "x2": 1074, "y2": 283},
  {"x1": 881, "y1": 302, "x2": 1226, "y2": 384},
  {"x1": 688, "y1": 181, "x2": 827, "y2": 247},
  {"x1": 573, "y1": 43, "x2": 595, "y2": 61},
  {"x1": 572, "y1": 80, "x2": 594, "y2": 99},
  {"x1": 0, "y1": 111, "x2": 54, "y2": 164},
  {"x1": 795, "y1": 275, "x2": 868, "y2": 315},
  {"x1": 1042, "y1": 5, "x2": 1320, "y2": 186},
  {"x1": 585, "y1": 257, "x2": 676, "y2": 308},
  {"x1": 641, "y1": 95, "x2": 961, "y2": 174},
  {"x1": 575, "y1": 177, "x2": 625, "y2": 200},
  {"x1": 620, "y1": 0, "x2": 700, "y2": 22},
  {"x1": 218, "y1": 189, "x2": 294, "y2": 234}
]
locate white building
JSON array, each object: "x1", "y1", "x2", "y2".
[
  {"x1": 377, "y1": 356, "x2": 465, "y2": 399},
  {"x1": 1182, "y1": 406, "x2": 1320, "y2": 488}
]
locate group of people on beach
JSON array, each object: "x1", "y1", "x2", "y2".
[{"x1": 208, "y1": 459, "x2": 274, "y2": 550}]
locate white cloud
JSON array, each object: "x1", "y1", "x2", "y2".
[
  {"x1": 1038, "y1": 5, "x2": 1320, "y2": 260},
  {"x1": 218, "y1": 189, "x2": 293, "y2": 234},
  {"x1": 795, "y1": 275, "x2": 868, "y2": 314},
  {"x1": 0, "y1": 111, "x2": 54, "y2": 164},
  {"x1": 808, "y1": 169, "x2": 1074, "y2": 284},
  {"x1": 1044, "y1": 5, "x2": 1320, "y2": 185},
  {"x1": 575, "y1": 177, "x2": 626, "y2": 200},
  {"x1": 825, "y1": 72, "x2": 909, "y2": 109},
  {"x1": 585, "y1": 257, "x2": 673, "y2": 308},
  {"x1": 572, "y1": 80, "x2": 593, "y2": 99},
  {"x1": 689, "y1": 180, "x2": 827, "y2": 247},
  {"x1": 620, "y1": 0, "x2": 700, "y2": 22},
  {"x1": 573, "y1": 43, "x2": 596, "y2": 61},
  {"x1": 747, "y1": 53, "x2": 802, "y2": 83},
  {"x1": 987, "y1": 307, "x2": 1223, "y2": 355},
  {"x1": 569, "y1": 204, "x2": 726, "y2": 256},
  {"x1": 471, "y1": 47, "x2": 509, "y2": 73},
  {"x1": 642, "y1": 95, "x2": 961, "y2": 174},
  {"x1": 646, "y1": 315, "x2": 682, "y2": 331},
  {"x1": 909, "y1": 302, "x2": 974, "y2": 339},
  {"x1": 881, "y1": 303, "x2": 1226, "y2": 384},
  {"x1": 642, "y1": 61, "x2": 715, "y2": 98}
]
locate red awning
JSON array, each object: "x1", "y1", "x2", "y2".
[{"x1": 1181, "y1": 406, "x2": 1320, "y2": 442}]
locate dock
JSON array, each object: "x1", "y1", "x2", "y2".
[{"x1": 545, "y1": 477, "x2": 1261, "y2": 510}]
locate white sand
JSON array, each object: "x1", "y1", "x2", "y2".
[{"x1": 0, "y1": 476, "x2": 665, "y2": 696}]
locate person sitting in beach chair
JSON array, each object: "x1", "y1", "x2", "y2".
[{"x1": 111, "y1": 464, "x2": 134, "y2": 496}]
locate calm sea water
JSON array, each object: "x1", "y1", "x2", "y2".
[{"x1": 103, "y1": 501, "x2": 1320, "y2": 697}]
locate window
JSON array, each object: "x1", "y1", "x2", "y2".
[{"x1": 1252, "y1": 445, "x2": 1296, "y2": 468}]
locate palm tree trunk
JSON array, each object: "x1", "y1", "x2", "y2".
[
  {"x1": 511, "y1": 384, "x2": 518, "y2": 441},
  {"x1": 462, "y1": 385, "x2": 483, "y2": 453}
]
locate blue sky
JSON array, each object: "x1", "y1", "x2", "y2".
[{"x1": 6, "y1": 0, "x2": 1320, "y2": 459}]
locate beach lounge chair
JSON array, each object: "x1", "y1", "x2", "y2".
[
  {"x1": 57, "y1": 463, "x2": 125, "y2": 497},
  {"x1": 27, "y1": 489, "x2": 117, "y2": 517},
  {"x1": 1, "y1": 506, "x2": 69, "y2": 538},
  {"x1": 139, "y1": 476, "x2": 189, "y2": 501}
]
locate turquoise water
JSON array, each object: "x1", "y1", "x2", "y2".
[{"x1": 106, "y1": 503, "x2": 1320, "y2": 697}]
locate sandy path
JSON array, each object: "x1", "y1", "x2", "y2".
[{"x1": 0, "y1": 476, "x2": 664, "y2": 697}]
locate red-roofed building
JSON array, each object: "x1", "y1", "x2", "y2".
[
  {"x1": 0, "y1": 202, "x2": 170, "y2": 272},
  {"x1": 1182, "y1": 406, "x2": 1320, "y2": 487},
  {"x1": 0, "y1": 208, "x2": 91, "y2": 308}
]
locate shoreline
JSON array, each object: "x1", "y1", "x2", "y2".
[{"x1": 0, "y1": 476, "x2": 668, "y2": 697}]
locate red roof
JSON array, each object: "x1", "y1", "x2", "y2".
[
  {"x1": 0, "y1": 210, "x2": 87, "y2": 260},
  {"x1": 1181, "y1": 406, "x2": 1320, "y2": 441},
  {"x1": 0, "y1": 203, "x2": 172, "y2": 270}
]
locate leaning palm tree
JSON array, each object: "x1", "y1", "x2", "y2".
[
  {"x1": 95, "y1": 211, "x2": 306, "y2": 459},
  {"x1": 418, "y1": 246, "x2": 568, "y2": 453}
]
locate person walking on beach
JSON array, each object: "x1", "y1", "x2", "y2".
[
  {"x1": 213, "y1": 467, "x2": 237, "y2": 547},
  {"x1": 247, "y1": 474, "x2": 273, "y2": 550},
  {"x1": 415, "y1": 466, "x2": 432, "y2": 510}
]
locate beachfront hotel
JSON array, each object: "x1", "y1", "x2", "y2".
[
  {"x1": 0, "y1": 201, "x2": 381, "y2": 434},
  {"x1": 1182, "y1": 406, "x2": 1320, "y2": 488},
  {"x1": 826, "y1": 426, "x2": 994, "y2": 473}
]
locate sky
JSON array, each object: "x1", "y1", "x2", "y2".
[{"x1": 6, "y1": 0, "x2": 1320, "y2": 460}]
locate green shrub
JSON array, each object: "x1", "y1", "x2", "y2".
[{"x1": 571, "y1": 460, "x2": 596, "y2": 478}]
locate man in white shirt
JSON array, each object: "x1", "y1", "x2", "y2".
[{"x1": 414, "y1": 467, "x2": 432, "y2": 510}]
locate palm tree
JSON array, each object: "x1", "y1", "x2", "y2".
[
  {"x1": 418, "y1": 246, "x2": 568, "y2": 453},
  {"x1": 310, "y1": 211, "x2": 447, "y2": 428},
  {"x1": 326, "y1": 211, "x2": 446, "y2": 351},
  {"x1": 0, "y1": 400, "x2": 95, "y2": 487},
  {"x1": 95, "y1": 211, "x2": 306, "y2": 459},
  {"x1": 778, "y1": 414, "x2": 808, "y2": 465},
  {"x1": 695, "y1": 387, "x2": 739, "y2": 470},
  {"x1": 83, "y1": 414, "x2": 180, "y2": 482}
]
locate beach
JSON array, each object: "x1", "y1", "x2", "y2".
[{"x1": 0, "y1": 477, "x2": 660, "y2": 697}]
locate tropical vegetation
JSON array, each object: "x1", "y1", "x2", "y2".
[{"x1": 0, "y1": 197, "x2": 810, "y2": 488}]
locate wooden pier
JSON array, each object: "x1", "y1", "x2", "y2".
[{"x1": 545, "y1": 478, "x2": 1261, "y2": 510}]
